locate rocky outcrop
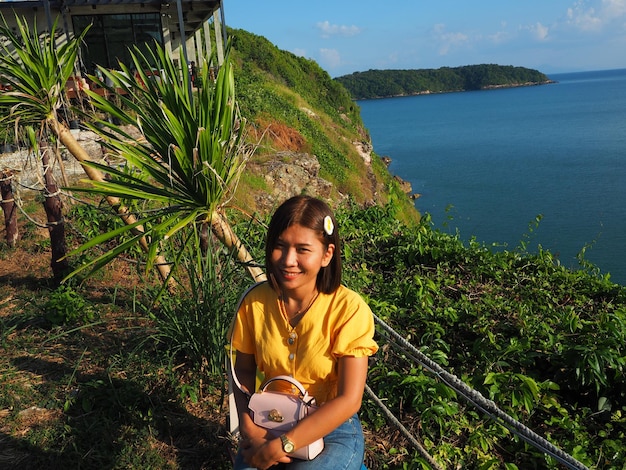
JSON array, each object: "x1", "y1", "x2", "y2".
[
  {"x1": 251, "y1": 151, "x2": 346, "y2": 212},
  {"x1": 1, "y1": 129, "x2": 381, "y2": 215}
]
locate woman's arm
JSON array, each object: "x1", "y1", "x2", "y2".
[
  {"x1": 234, "y1": 352, "x2": 292, "y2": 469},
  {"x1": 233, "y1": 352, "x2": 268, "y2": 441},
  {"x1": 286, "y1": 355, "x2": 369, "y2": 448}
]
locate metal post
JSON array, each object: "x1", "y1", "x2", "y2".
[
  {"x1": 43, "y1": 0, "x2": 53, "y2": 32},
  {"x1": 220, "y1": 0, "x2": 227, "y2": 50}
]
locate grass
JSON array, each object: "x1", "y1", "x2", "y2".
[{"x1": 0, "y1": 233, "x2": 236, "y2": 469}]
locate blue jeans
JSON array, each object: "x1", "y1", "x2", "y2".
[{"x1": 233, "y1": 413, "x2": 365, "y2": 470}]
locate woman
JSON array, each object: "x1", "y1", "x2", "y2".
[{"x1": 231, "y1": 195, "x2": 378, "y2": 470}]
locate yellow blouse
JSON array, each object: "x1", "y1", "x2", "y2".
[{"x1": 231, "y1": 282, "x2": 378, "y2": 404}]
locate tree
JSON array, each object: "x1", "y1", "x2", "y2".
[
  {"x1": 0, "y1": 169, "x2": 18, "y2": 247},
  {"x1": 66, "y1": 42, "x2": 264, "y2": 283},
  {"x1": 0, "y1": 15, "x2": 82, "y2": 278},
  {"x1": 0, "y1": 14, "x2": 172, "y2": 282}
]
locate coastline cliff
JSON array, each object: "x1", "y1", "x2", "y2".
[{"x1": 228, "y1": 28, "x2": 419, "y2": 223}]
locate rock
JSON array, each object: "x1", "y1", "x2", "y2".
[
  {"x1": 252, "y1": 151, "x2": 345, "y2": 212},
  {"x1": 394, "y1": 175, "x2": 412, "y2": 194},
  {"x1": 353, "y1": 141, "x2": 372, "y2": 164}
]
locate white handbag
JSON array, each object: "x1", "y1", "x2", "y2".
[{"x1": 247, "y1": 375, "x2": 324, "y2": 460}]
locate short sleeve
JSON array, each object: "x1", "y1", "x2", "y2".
[
  {"x1": 230, "y1": 284, "x2": 260, "y2": 355},
  {"x1": 331, "y1": 291, "x2": 378, "y2": 359}
]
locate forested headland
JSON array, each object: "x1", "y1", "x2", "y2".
[{"x1": 335, "y1": 64, "x2": 553, "y2": 100}]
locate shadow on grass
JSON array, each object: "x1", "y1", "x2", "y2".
[
  {"x1": 3, "y1": 354, "x2": 234, "y2": 469},
  {"x1": 0, "y1": 292, "x2": 235, "y2": 470}
]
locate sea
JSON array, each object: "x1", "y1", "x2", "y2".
[{"x1": 357, "y1": 68, "x2": 626, "y2": 285}]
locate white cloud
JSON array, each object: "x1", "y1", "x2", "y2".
[
  {"x1": 292, "y1": 48, "x2": 307, "y2": 58},
  {"x1": 601, "y1": 0, "x2": 626, "y2": 18},
  {"x1": 319, "y1": 48, "x2": 342, "y2": 68},
  {"x1": 316, "y1": 20, "x2": 362, "y2": 38},
  {"x1": 565, "y1": 0, "x2": 626, "y2": 32},
  {"x1": 567, "y1": 2, "x2": 603, "y2": 31},
  {"x1": 488, "y1": 30, "x2": 511, "y2": 44},
  {"x1": 433, "y1": 24, "x2": 469, "y2": 55},
  {"x1": 530, "y1": 22, "x2": 550, "y2": 40}
]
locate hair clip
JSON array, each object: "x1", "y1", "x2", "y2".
[{"x1": 323, "y1": 215, "x2": 334, "y2": 236}]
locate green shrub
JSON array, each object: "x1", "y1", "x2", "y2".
[{"x1": 44, "y1": 284, "x2": 97, "y2": 325}]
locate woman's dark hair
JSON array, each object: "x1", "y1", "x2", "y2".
[{"x1": 265, "y1": 195, "x2": 341, "y2": 294}]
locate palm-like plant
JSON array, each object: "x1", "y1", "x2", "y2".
[
  {"x1": 0, "y1": 15, "x2": 85, "y2": 278},
  {"x1": 0, "y1": 15, "x2": 79, "y2": 128},
  {"x1": 69, "y1": 42, "x2": 264, "y2": 282},
  {"x1": 0, "y1": 14, "x2": 174, "y2": 282}
]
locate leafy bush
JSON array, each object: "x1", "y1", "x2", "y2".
[
  {"x1": 44, "y1": 284, "x2": 97, "y2": 325},
  {"x1": 338, "y1": 203, "x2": 626, "y2": 469},
  {"x1": 140, "y1": 233, "x2": 252, "y2": 380}
]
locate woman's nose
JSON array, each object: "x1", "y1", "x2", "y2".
[{"x1": 283, "y1": 247, "x2": 298, "y2": 266}]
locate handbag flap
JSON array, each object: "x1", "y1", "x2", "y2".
[{"x1": 248, "y1": 390, "x2": 307, "y2": 432}]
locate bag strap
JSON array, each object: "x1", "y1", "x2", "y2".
[
  {"x1": 228, "y1": 282, "x2": 261, "y2": 400},
  {"x1": 228, "y1": 283, "x2": 311, "y2": 400},
  {"x1": 260, "y1": 374, "x2": 307, "y2": 396}
]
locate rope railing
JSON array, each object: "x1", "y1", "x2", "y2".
[
  {"x1": 364, "y1": 383, "x2": 444, "y2": 470},
  {"x1": 371, "y1": 312, "x2": 589, "y2": 470}
]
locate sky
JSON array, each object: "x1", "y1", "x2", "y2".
[{"x1": 224, "y1": 0, "x2": 626, "y2": 78}]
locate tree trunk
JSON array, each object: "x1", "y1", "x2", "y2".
[
  {"x1": 49, "y1": 118, "x2": 174, "y2": 285},
  {"x1": 0, "y1": 169, "x2": 19, "y2": 247},
  {"x1": 39, "y1": 139, "x2": 70, "y2": 279},
  {"x1": 210, "y1": 210, "x2": 266, "y2": 282}
]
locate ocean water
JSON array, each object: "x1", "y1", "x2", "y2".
[{"x1": 358, "y1": 68, "x2": 626, "y2": 285}]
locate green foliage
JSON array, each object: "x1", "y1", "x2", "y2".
[
  {"x1": 230, "y1": 28, "x2": 361, "y2": 128},
  {"x1": 44, "y1": 284, "x2": 97, "y2": 325},
  {"x1": 2, "y1": 201, "x2": 626, "y2": 467},
  {"x1": 336, "y1": 64, "x2": 552, "y2": 100},
  {"x1": 65, "y1": 44, "x2": 252, "y2": 280},
  {"x1": 140, "y1": 234, "x2": 251, "y2": 378},
  {"x1": 339, "y1": 203, "x2": 626, "y2": 469},
  {"x1": 0, "y1": 14, "x2": 88, "y2": 125}
]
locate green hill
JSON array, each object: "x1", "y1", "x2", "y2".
[
  {"x1": 228, "y1": 28, "x2": 418, "y2": 222},
  {"x1": 336, "y1": 64, "x2": 553, "y2": 100}
]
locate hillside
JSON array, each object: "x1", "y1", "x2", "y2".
[
  {"x1": 335, "y1": 64, "x2": 553, "y2": 100},
  {"x1": 227, "y1": 28, "x2": 418, "y2": 222}
]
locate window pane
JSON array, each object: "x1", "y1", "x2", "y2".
[{"x1": 73, "y1": 13, "x2": 162, "y2": 71}]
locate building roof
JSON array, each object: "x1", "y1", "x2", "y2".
[{"x1": 0, "y1": 0, "x2": 222, "y2": 36}]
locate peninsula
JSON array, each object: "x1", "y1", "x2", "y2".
[{"x1": 335, "y1": 64, "x2": 554, "y2": 100}]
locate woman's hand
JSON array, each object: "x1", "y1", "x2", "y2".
[{"x1": 241, "y1": 436, "x2": 291, "y2": 470}]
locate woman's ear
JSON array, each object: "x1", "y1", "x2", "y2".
[{"x1": 321, "y1": 244, "x2": 335, "y2": 268}]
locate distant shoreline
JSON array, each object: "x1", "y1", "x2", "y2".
[
  {"x1": 356, "y1": 79, "x2": 556, "y2": 101},
  {"x1": 336, "y1": 64, "x2": 554, "y2": 101}
]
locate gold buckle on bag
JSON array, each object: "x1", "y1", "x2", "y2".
[{"x1": 268, "y1": 409, "x2": 284, "y2": 422}]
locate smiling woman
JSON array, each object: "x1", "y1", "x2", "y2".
[{"x1": 231, "y1": 195, "x2": 378, "y2": 470}]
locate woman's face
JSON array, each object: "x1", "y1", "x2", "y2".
[{"x1": 270, "y1": 223, "x2": 335, "y2": 293}]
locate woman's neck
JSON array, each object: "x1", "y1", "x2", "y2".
[{"x1": 281, "y1": 288, "x2": 319, "y2": 320}]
